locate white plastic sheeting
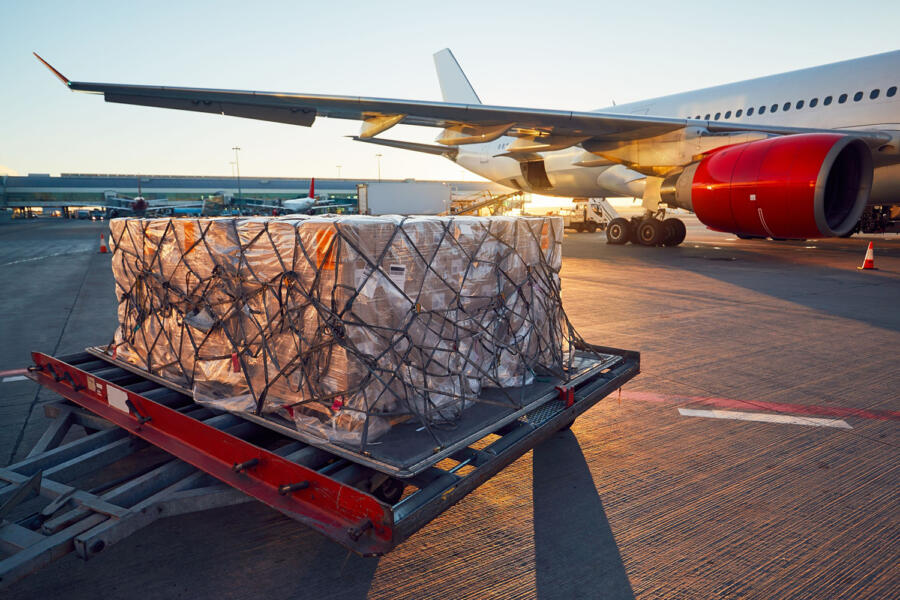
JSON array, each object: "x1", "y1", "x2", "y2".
[{"x1": 108, "y1": 215, "x2": 570, "y2": 447}]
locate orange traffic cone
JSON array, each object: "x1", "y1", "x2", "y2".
[
  {"x1": 99, "y1": 234, "x2": 108, "y2": 254},
  {"x1": 857, "y1": 241, "x2": 876, "y2": 270}
]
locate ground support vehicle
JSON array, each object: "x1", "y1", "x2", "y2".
[
  {"x1": 556, "y1": 198, "x2": 617, "y2": 233},
  {"x1": 0, "y1": 344, "x2": 638, "y2": 588}
]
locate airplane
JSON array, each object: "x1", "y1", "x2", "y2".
[
  {"x1": 33, "y1": 49, "x2": 900, "y2": 246},
  {"x1": 103, "y1": 180, "x2": 157, "y2": 217},
  {"x1": 280, "y1": 177, "x2": 319, "y2": 213},
  {"x1": 232, "y1": 178, "x2": 354, "y2": 215}
]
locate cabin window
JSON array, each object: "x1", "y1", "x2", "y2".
[
  {"x1": 704, "y1": 114, "x2": 710, "y2": 120},
  {"x1": 838, "y1": 93, "x2": 848, "y2": 103},
  {"x1": 695, "y1": 115, "x2": 701, "y2": 119},
  {"x1": 736, "y1": 109, "x2": 743, "y2": 117},
  {"x1": 853, "y1": 91, "x2": 863, "y2": 101},
  {"x1": 888, "y1": 86, "x2": 897, "y2": 97},
  {"x1": 824, "y1": 96, "x2": 833, "y2": 105},
  {"x1": 796, "y1": 100, "x2": 804, "y2": 109},
  {"x1": 770, "y1": 103, "x2": 778, "y2": 112},
  {"x1": 869, "y1": 89, "x2": 879, "y2": 99},
  {"x1": 746, "y1": 107, "x2": 754, "y2": 116},
  {"x1": 783, "y1": 102, "x2": 791, "y2": 111},
  {"x1": 810, "y1": 98, "x2": 818, "y2": 107},
  {"x1": 759, "y1": 105, "x2": 766, "y2": 114},
  {"x1": 725, "y1": 110, "x2": 732, "y2": 118},
  {"x1": 714, "y1": 112, "x2": 721, "y2": 120}
]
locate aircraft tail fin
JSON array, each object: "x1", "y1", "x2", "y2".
[
  {"x1": 433, "y1": 49, "x2": 481, "y2": 104},
  {"x1": 309, "y1": 177, "x2": 315, "y2": 199}
]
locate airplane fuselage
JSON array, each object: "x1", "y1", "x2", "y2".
[{"x1": 455, "y1": 51, "x2": 900, "y2": 204}]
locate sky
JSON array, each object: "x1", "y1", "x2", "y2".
[{"x1": 1, "y1": 0, "x2": 898, "y2": 182}]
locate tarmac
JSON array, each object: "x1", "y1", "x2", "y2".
[{"x1": 1, "y1": 216, "x2": 898, "y2": 599}]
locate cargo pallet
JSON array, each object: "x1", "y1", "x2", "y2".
[{"x1": 0, "y1": 345, "x2": 638, "y2": 589}]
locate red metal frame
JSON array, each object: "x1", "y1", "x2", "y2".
[{"x1": 29, "y1": 352, "x2": 393, "y2": 554}]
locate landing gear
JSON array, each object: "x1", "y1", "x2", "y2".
[
  {"x1": 662, "y1": 218, "x2": 686, "y2": 246},
  {"x1": 605, "y1": 214, "x2": 687, "y2": 247},
  {"x1": 606, "y1": 218, "x2": 631, "y2": 244},
  {"x1": 637, "y1": 219, "x2": 665, "y2": 246}
]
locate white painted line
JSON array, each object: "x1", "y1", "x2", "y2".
[
  {"x1": 0, "y1": 250, "x2": 92, "y2": 268},
  {"x1": 678, "y1": 408, "x2": 852, "y2": 429},
  {"x1": 2, "y1": 375, "x2": 28, "y2": 383}
]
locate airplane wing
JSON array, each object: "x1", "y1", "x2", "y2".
[{"x1": 35, "y1": 53, "x2": 892, "y2": 149}]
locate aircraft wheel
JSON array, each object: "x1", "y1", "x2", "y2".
[
  {"x1": 662, "y1": 218, "x2": 687, "y2": 246},
  {"x1": 606, "y1": 218, "x2": 630, "y2": 244},
  {"x1": 637, "y1": 219, "x2": 665, "y2": 246}
]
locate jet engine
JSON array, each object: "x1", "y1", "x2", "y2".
[{"x1": 660, "y1": 133, "x2": 873, "y2": 238}]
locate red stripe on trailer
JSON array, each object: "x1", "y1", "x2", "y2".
[{"x1": 29, "y1": 352, "x2": 393, "y2": 554}]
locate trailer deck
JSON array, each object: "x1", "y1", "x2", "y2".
[
  {"x1": 0, "y1": 344, "x2": 638, "y2": 589},
  {"x1": 86, "y1": 346, "x2": 626, "y2": 477}
]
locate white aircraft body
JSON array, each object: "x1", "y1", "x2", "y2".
[
  {"x1": 35, "y1": 49, "x2": 900, "y2": 245},
  {"x1": 279, "y1": 177, "x2": 318, "y2": 213}
]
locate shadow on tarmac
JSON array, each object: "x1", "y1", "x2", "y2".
[
  {"x1": 568, "y1": 237, "x2": 900, "y2": 333},
  {"x1": 533, "y1": 430, "x2": 635, "y2": 600}
]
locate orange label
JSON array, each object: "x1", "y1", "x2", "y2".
[
  {"x1": 183, "y1": 221, "x2": 197, "y2": 254},
  {"x1": 314, "y1": 228, "x2": 336, "y2": 270},
  {"x1": 143, "y1": 230, "x2": 154, "y2": 258},
  {"x1": 541, "y1": 222, "x2": 550, "y2": 251}
]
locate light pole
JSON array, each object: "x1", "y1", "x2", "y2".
[
  {"x1": 232, "y1": 146, "x2": 242, "y2": 198},
  {"x1": 375, "y1": 153, "x2": 383, "y2": 182},
  {"x1": 336, "y1": 164, "x2": 342, "y2": 179},
  {"x1": 229, "y1": 161, "x2": 236, "y2": 178}
]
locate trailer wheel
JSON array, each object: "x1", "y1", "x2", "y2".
[
  {"x1": 373, "y1": 477, "x2": 406, "y2": 505},
  {"x1": 587, "y1": 222, "x2": 598, "y2": 233}
]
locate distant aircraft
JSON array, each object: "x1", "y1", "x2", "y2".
[
  {"x1": 34, "y1": 49, "x2": 900, "y2": 245},
  {"x1": 103, "y1": 179, "x2": 156, "y2": 217},
  {"x1": 246, "y1": 178, "x2": 355, "y2": 215},
  {"x1": 280, "y1": 177, "x2": 319, "y2": 213}
]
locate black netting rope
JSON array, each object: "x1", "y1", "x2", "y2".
[{"x1": 108, "y1": 215, "x2": 592, "y2": 451}]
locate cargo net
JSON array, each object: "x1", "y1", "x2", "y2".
[{"x1": 108, "y1": 215, "x2": 586, "y2": 449}]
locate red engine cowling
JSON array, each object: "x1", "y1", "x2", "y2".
[{"x1": 661, "y1": 134, "x2": 873, "y2": 238}]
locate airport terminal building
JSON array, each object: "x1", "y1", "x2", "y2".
[{"x1": 0, "y1": 173, "x2": 505, "y2": 216}]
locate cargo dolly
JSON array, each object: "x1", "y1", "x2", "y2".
[{"x1": 0, "y1": 344, "x2": 638, "y2": 589}]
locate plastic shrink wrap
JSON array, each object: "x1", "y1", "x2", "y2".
[{"x1": 109, "y1": 215, "x2": 569, "y2": 447}]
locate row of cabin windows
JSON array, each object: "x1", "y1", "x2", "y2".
[{"x1": 690, "y1": 85, "x2": 897, "y2": 121}]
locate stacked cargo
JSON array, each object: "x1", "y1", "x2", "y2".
[{"x1": 108, "y1": 214, "x2": 571, "y2": 447}]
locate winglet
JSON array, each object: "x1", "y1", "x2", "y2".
[{"x1": 33, "y1": 52, "x2": 70, "y2": 86}]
